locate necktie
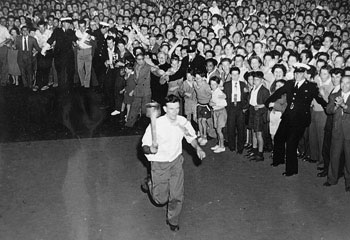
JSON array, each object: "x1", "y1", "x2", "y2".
[
  {"x1": 24, "y1": 37, "x2": 28, "y2": 51},
  {"x1": 234, "y1": 82, "x2": 238, "y2": 105}
]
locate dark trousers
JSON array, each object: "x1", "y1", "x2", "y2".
[
  {"x1": 273, "y1": 119, "x2": 305, "y2": 174},
  {"x1": 0, "y1": 46, "x2": 9, "y2": 85},
  {"x1": 55, "y1": 53, "x2": 75, "y2": 88},
  {"x1": 115, "y1": 71, "x2": 125, "y2": 111},
  {"x1": 92, "y1": 58, "x2": 105, "y2": 88},
  {"x1": 104, "y1": 68, "x2": 116, "y2": 110},
  {"x1": 322, "y1": 129, "x2": 345, "y2": 174},
  {"x1": 226, "y1": 104, "x2": 245, "y2": 152},
  {"x1": 298, "y1": 127, "x2": 310, "y2": 156},
  {"x1": 327, "y1": 130, "x2": 350, "y2": 187},
  {"x1": 18, "y1": 54, "x2": 34, "y2": 88},
  {"x1": 36, "y1": 53, "x2": 53, "y2": 88}
]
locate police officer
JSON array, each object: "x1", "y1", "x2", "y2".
[
  {"x1": 91, "y1": 22, "x2": 109, "y2": 91},
  {"x1": 265, "y1": 63, "x2": 328, "y2": 176},
  {"x1": 42, "y1": 17, "x2": 77, "y2": 89}
]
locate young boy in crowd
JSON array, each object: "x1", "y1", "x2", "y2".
[
  {"x1": 247, "y1": 71, "x2": 270, "y2": 161},
  {"x1": 180, "y1": 68, "x2": 197, "y2": 123},
  {"x1": 209, "y1": 76, "x2": 227, "y2": 153},
  {"x1": 120, "y1": 63, "x2": 136, "y2": 121},
  {"x1": 194, "y1": 71, "x2": 212, "y2": 146}
]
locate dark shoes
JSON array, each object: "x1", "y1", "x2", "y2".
[
  {"x1": 271, "y1": 162, "x2": 283, "y2": 167},
  {"x1": 317, "y1": 171, "x2": 327, "y2": 177},
  {"x1": 254, "y1": 154, "x2": 264, "y2": 162},
  {"x1": 244, "y1": 143, "x2": 252, "y2": 149},
  {"x1": 323, "y1": 182, "x2": 332, "y2": 187},
  {"x1": 236, "y1": 150, "x2": 243, "y2": 154},
  {"x1": 282, "y1": 172, "x2": 297, "y2": 177},
  {"x1": 166, "y1": 221, "x2": 179, "y2": 232},
  {"x1": 141, "y1": 177, "x2": 150, "y2": 193},
  {"x1": 302, "y1": 156, "x2": 317, "y2": 163},
  {"x1": 346, "y1": 187, "x2": 350, "y2": 192}
]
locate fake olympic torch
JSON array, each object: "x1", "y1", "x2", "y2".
[{"x1": 146, "y1": 102, "x2": 161, "y2": 148}]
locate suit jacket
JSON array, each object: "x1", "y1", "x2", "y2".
[
  {"x1": 15, "y1": 36, "x2": 40, "y2": 63},
  {"x1": 326, "y1": 90, "x2": 350, "y2": 140},
  {"x1": 223, "y1": 80, "x2": 249, "y2": 110},
  {"x1": 324, "y1": 88, "x2": 341, "y2": 131},
  {"x1": 265, "y1": 79, "x2": 327, "y2": 127},
  {"x1": 134, "y1": 62, "x2": 152, "y2": 97}
]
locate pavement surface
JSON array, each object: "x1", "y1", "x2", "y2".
[
  {"x1": 1, "y1": 136, "x2": 350, "y2": 240},
  {"x1": 0, "y1": 86, "x2": 144, "y2": 143}
]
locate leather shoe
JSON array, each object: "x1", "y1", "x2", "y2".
[
  {"x1": 271, "y1": 163, "x2": 282, "y2": 167},
  {"x1": 317, "y1": 166, "x2": 325, "y2": 171},
  {"x1": 244, "y1": 143, "x2": 252, "y2": 149},
  {"x1": 166, "y1": 221, "x2": 179, "y2": 232},
  {"x1": 323, "y1": 182, "x2": 332, "y2": 187},
  {"x1": 282, "y1": 172, "x2": 297, "y2": 177},
  {"x1": 246, "y1": 152, "x2": 255, "y2": 157},
  {"x1": 141, "y1": 177, "x2": 150, "y2": 193},
  {"x1": 255, "y1": 155, "x2": 264, "y2": 162},
  {"x1": 346, "y1": 187, "x2": 350, "y2": 192},
  {"x1": 303, "y1": 156, "x2": 317, "y2": 163},
  {"x1": 317, "y1": 171, "x2": 327, "y2": 177}
]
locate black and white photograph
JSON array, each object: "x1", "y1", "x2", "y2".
[{"x1": 0, "y1": 0, "x2": 350, "y2": 239}]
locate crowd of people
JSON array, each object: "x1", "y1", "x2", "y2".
[{"x1": 0, "y1": 0, "x2": 350, "y2": 229}]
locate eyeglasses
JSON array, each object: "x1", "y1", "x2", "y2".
[{"x1": 136, "y1": 58, "x2": 144, "y2": 61}]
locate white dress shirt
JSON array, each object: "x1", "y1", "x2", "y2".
[
  {"x1": 343, "y1": 91, "x2": 350, "y2": 103},
  {"x1": 22, "y1": 36, "x2": 29, "y2": 51},
  {"x1": 249, "y1": 84, "x2": 262, "y2": 106},
  {"x1": 295, "y1": 79, "x2": 306, "y2": 88},
  {"x1": 142, "y1": 115, "x2": 197, "y2": 162},
  {"x1": 332, "y1": 85, "x2": 341, "y2": 94},
  {"x1": 231, "y1": 80, "x2": 241, "y2": 102}
]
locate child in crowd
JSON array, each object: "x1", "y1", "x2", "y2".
[
  {"x1": 268, "y1": 79, "x2": 287, "y2": 160},
  {"x1": 247, "y1": 71, "x2": 270, "y2": 161},
  {"x1": 120, "y1": 63, "x2": 136, "y2": 121},
  {"x1": 180, "y1": 69, "x2": 197, "y2": 123},
  {"x1": 194, "y1": 71, "x2": 212, "y2": 146},
  {"x1": 209, "y1": 76, "x2": 227, "y2": 153}
]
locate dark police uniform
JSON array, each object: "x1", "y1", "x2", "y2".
[
  {"x1": 265, "y1": 75, "x2": 327, "y2": 176},
  {"x1": 91, "y1": 29, "x2": 107, "y2": 88},
  {"x1": 47, "y1": 26, "x2": 77, "y2": 88}
]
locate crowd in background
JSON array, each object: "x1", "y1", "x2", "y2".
[{"x1": 0, "y1": 0, "x2": 350, "y2": 190}]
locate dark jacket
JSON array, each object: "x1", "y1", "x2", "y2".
[
  {"x1": 47, "y1": 27, "x2": 77, "y2": 56},
  {"x1": 265, "y1": 79, "x2": 327, "y2": 127},
  {"x1": 223, "y1": 80, "x2": 249, "y2": 110},
  {"x1": 326, "y1": 90, "x2": 350, "y2": 140}
]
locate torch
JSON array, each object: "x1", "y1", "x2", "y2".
[{"x1": 146, "y1": 102, "x2": 161, "y2": 148}]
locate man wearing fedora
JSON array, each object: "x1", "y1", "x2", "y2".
[{"x1": 265, "y1": 63, "x2": 328, "y2": 176}]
